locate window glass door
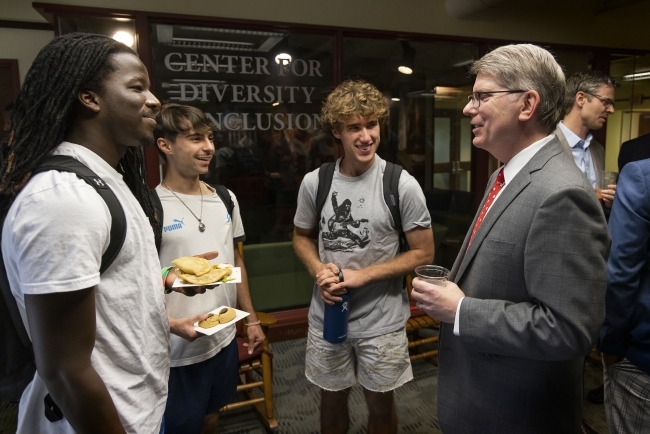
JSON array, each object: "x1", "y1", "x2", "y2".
[{"x1": 432, "y1": 101, "x2": 473, "y2": 191}]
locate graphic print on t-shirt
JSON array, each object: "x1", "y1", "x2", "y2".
[{"x1": 321, "y1": 191, "x2": 370, "y2": 251}]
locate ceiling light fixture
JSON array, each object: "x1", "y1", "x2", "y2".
[
  {"x1": 434, "y1": 86, "x2": 463, "y2": 95},
  {"x1": 623, "y1": 72, "x2": 650, "y2": 81},
  {"x1": 407, "y1": 90, "x2": 435, "y2": 97},
  {"x1": 398, "y1": 41, "x2": 416, "y2": 75},
  {"x1": 452, "y1": 58, "x2": 475, "y2": 67},
  {"x1": 391, "y1": 97, "x2": 400, "y2": 102},
  {"x1": 258, "y1": 35, "x2": 285, "y2": 52},
  {"x1": 274, "y1": 36, "x2": 293, "y2": 65},
  {"x1": 113, "y1": 31, "x2": 134, "y2": 47},
  {"x1": 275, "y1": 52, "x2": 292, "y2": 65},
  {"x1": 173, "y1": 37, "x2": 254, "y2": 46},
  {"x1": 179, "y1": 26, "x2": 284, "y2": 38}
]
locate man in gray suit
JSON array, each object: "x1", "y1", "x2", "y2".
[
  {"x1": 555, "y1": 70, "x2": 617, "y2": 210},
  {"x1": 411, "y1": 44, "x2": 609, "y2": 434}
]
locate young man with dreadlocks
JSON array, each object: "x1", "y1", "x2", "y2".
[{"x1": 0, "y1": 33, "x2": 209, "y2": 434}]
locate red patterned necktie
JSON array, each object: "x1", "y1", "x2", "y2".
[{"x1": 468, "y1": 168, "x2": 505, "y2": 246}]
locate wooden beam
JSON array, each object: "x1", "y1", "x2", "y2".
[{"x1": 0, "y1": 20, "x2": 52, "y2": 31}]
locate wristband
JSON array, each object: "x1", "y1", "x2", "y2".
[
  {"x1": 338, "y1": 268, "x2": 344, "y2": 283},
  {"x1": 247, "y1": 320, "x2": 261, "y2": 327},
  {"x1": 161, "y1": 266, "x2": 175, "y2": 294}
]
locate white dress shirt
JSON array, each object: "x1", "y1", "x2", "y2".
[{"x1": 453, "y1": 134, "x2": 555, "y2": 335}]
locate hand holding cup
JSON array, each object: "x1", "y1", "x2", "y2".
[
  {"x1": 411, "y1": 265, "x2": 465, "y2": 324},
  {"x1": 596, "y1": 171, "x2": 618, "y2": 209}
]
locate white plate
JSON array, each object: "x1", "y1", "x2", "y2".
[
  {"x1": 193, "y1": 306, "x2": 249, "y2": 336},
  {"x1": 172, "y1": 266, "x2": 241, "y2": 288}
]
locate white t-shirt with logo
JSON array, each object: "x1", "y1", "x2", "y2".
[
  {"x1": 155, "y1": 184, "x2": 245, "y2": 367},
  {"x1": 2, "y1": 142, "x2": 170, "y2": 434}
]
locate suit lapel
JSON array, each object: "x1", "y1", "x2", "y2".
[
  {"x1": 449, "y1": 172, "x2": 494, "y2": 281},
  {"x1": 591, "y1": 141, "x2": 604, "y2": 171},
  {"x1": 554, "y1": 125, "x2": 573, "y2": 159},
  {"x1": 452, "y1": 138, "x2": 564, "y2": 283},
  {"x1": 453, "y1": 170, "x2": 531, "y2": 282}
]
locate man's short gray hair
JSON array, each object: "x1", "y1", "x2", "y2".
[{"x1": 469, "y1": 44, "x2": 565, "y2": 134}]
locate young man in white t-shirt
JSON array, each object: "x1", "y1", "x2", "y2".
[
  {"x1": 1, "y1": 33, "x2": 213, "y2": 434},
  {"x1": 293, "y1": 80, "x2": 434, "y2": 434},
  {"x1": 154, "y1": 104, "x2": 265, "y2": 434}
]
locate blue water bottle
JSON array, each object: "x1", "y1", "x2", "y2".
[{"x1": 323, "y1": 269, "x2": 349, "y2": 344}]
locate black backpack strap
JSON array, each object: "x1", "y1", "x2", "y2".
[
  {"x1": 316, "y1": 162, "x2": 336, "y2": 229},
  {"x1": 214, "y1": 184, "x2": 235, "y2": 218},
  {"x1": 383, "y1": 162, "x2": 408, "y2": 252},
  {"x1": 149, "y1": 188, "x2": 164, "y2": 254},
  {"x1": 33, "y1": 155, "x2": 127, "y2": 274}
]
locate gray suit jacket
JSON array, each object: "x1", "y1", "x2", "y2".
[
  {"x1": 554, "y1": 124, "x2": 605, "y2": 174},
  {"x1": 437, "y1": 137, "x2": 609, "y2": 434}
]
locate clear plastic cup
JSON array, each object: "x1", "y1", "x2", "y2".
[
  {"x1": 414, "y1": 265, "x2": 450, "y2": 286},
  {"x1": 596, "y1": 171, "x2": 618, "y2": 199}
]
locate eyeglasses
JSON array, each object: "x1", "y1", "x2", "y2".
[
  {"x1": 466, "y1": 90, "x2": 527, "y2": 108},
  {"x1": 583, "y1": 92, "x2": 615, "y2": 109}
]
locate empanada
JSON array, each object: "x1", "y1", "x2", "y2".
[
  {"x1": 172, "y1": 256, "x2": 212, "y2": 277},
  {"x1": 178, "y1": 267, "x2": 232, "y2": 285}
]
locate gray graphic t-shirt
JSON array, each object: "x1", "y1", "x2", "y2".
[{"x1": 294, "y1": 156, "x2": 431, "y2": 338}]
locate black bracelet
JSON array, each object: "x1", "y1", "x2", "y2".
[{"x1": 338, "y1": 268, "x2": 344, "y2": 283}]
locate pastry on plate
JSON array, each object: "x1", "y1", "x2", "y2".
[
  {"x1": 172, "y1": 256, "x2": 212, "y2": 277},
  {"x1": 198, "y1": 307, "x2": 236, "y2": 328}
]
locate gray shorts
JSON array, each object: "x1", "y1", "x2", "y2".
[{"x1": 305, "y1": 326, "x2": 413, "y2": 393}]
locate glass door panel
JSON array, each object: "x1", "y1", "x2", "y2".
[
  {"x1": 342, "y1": 37, "x2": 478, "y2": 194},
  {"x1": 149, "y1": 22, "x2": 334, "y2": 244},
  {"x1": 607, "y1": 53, "x2": 650, "y2": 172},
  {"x1": 342, "y1": 38, "x2": 478, "y2": 268}
]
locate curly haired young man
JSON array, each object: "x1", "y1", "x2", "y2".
[{"x1": 293, "y1": 80, "x2": 434, "y2": 434}]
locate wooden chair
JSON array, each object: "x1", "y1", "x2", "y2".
[
  {"x1": 405, "y1": 274, "x2": 440, "y2": 364},
  {"x1": 219, "y1": 243, "x2": 279, "y2": 430},
  {"x1": 220, "y1": 312, "x2": 278, "y2": 430}
]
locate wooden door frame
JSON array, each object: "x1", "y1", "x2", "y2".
[{"x1": 0, "y1": 59, "x2": 21, "y2": 101}]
